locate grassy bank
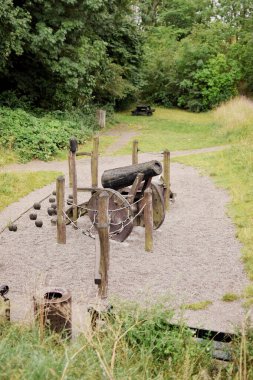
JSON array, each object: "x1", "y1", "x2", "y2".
[
  {"x1": 0, "y1": 171, "x2": 61, "y2": 211},
  {"x1": 0, "y1": 304, "x2": 252, "y2": 379}
]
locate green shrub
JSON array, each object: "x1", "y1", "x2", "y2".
[{"x1": 0, "y1": 107, "x2": 97, "y2": 162}]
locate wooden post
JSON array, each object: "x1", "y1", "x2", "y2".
[
  {"x1": 69, "y1": 138, "x2": 78, "y2": 222},
  {"x1": 163, "y1": 150, "x2": 170, "y2": 211},
  {"x1": 56, "y1": 176, "x2": 66, "y2": 244},
  {"x1": 96, "y1": 109, "x2": 106, "y2": 129},
  {"x1": 91, "y1": 136, "x2": 99, "y2": 189},
  {"x1": 132, "y1": 140, "x2": 138, "y2": 165},
  {"x1": 144, "y1": 188, "x2": 153, "y2": 252},
  {"x1": 97, "y1": 191, "x2": 110, "y2": 298},
  {"x1": 68, "y1": 152, "x2": 72, "y2": 188}
]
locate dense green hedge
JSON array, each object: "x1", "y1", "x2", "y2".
[{"x1": 0, "y1": 107, "x2": 97, "y2": 162}]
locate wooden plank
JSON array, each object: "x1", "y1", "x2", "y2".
[
  {"x1": 144, "y1": 188, "x2": 153, "y2": 252},
  {"x1": 97, "y1": 191, "x2": 110, "y2": 298},
  {"x1": 76, "y1": 151, "x2": 92, "y2": 157},
  {"x1": 77, "y1": 187, "x2": 99, "y2": 192},
  {"x1": 56, "y1": 176, "x2": 66, "y2": 244},
  {"x1": 128, "y1": 173, "x2": 144, "y2": 204}
]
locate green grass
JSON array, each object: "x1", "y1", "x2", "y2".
[
  {"x1": 222, "y1": 293, "x2": 240, "y2": 302},
  {"x1": 113, "y1": 107, "x2": 223, "y2": 155},
  {"x1": 0, "y1": 171, "x2": 61, "y2": 211},
  {"x1": 182, "y1": 300, "x2": 213, "y2": 311},
  {"x1": 1, "y1": 303, "x2": 252, "y2": 380}
]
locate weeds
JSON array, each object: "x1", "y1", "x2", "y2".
[
  {"x1": 222, "y1": 293, "x2": 240, "y2": 302},
  {"x1": 183, "y1": 301, "x2": 213, "y2": 311}
]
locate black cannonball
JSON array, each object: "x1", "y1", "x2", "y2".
[
  {"x1": 51, "y1": 203, "x2": 57, "y2": 210},
  {"x1": 9, "y1": 224, "x2": 17, "y2": 232},
  {"x1": 52, "y1": 190, "x2": 56, "y2": 195},
  {"x1": 67, "y1": 199, "x2": 73, "y2": 205},
  {"x1": 29, "y1": 213, "x2": 37, "y2": 220},
  {"x1": 49, "y1": 197, "x2": 55, "y2": 203},
  {"x1": 68, "y1": 194, "x2": 73, "y2": 199},
  {"x1": 35, "y1": 220, "x2": 43, "y2": 228},
  {"x1": 47, "y1": 207, "x2": 54, "y2": 216},
  {"x1": 33, "y1": 202, "x2": 41, "y2": 210}
]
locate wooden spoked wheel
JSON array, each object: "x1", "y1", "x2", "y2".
[
  {"x1": 88, "y1": 188, "x2": 134, "y2": 242},
  {"x1": 120, "y1": 182, "x2": 165, "y2": 230}
]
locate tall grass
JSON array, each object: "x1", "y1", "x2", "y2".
[
  {"x1": 214, "y1": 96, "x2": 253, "y2": 140},
  {"x1": 1, "y1": 304, "x2": 252, "y2": 379}
]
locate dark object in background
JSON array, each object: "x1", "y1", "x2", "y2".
[{"x1": 131, "y1": 105, "x2": 155, "y2": 116}]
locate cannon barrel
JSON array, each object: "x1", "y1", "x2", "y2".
[{"x1": 101, "y1": 160, "x2": 162, "y2": 190}]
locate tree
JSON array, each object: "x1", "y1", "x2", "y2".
[{"x1": 0, "y1": 0, "x2": 142, "y2": 109}]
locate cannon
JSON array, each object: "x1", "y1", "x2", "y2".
[
  {"x1": 67, "y1": 160, "x2": 168, "y2": 242},
  {"x1": 85, "y1": 161, "x2": 166, "y2": 242}
]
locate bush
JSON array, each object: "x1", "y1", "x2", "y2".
[{"x1": 0, "y1": 107, "x2": 98, "y2": 162}]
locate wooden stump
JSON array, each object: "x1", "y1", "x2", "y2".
[{"x1": 96, "y1": 109, "x2": 106, "y2": 129}]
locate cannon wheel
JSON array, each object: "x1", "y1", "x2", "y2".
[
  {"x1": 87, "y1": 189, "x2": 134, "y2": 242},
  {"x1": 126, "y1": 182, "x2": 165, "y2": 230}
]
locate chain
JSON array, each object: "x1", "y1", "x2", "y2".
[
  {"x1": 63, "y1": 210, "x2": 97, "y2": 239},
  {"x1": 109, "y1": 203, "x2": 146, "y2": 237}
]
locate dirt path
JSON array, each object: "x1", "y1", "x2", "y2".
[
  {"x1": 0, "y1": 145, "x2": 228, "y2": 174},
  {"x1": 0, "y1": 149, "x2": 250, "y2": 333}
]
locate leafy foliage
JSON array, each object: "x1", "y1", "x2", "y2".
[
  {"x1": 0, "y1": 107, "x2": 97, "y2": 161},
  {"x1": 0, "y1": 1, "x2": 142, "y2": 109},
  {"x1": 138, "y1": 0, "x2": 253, "y2": 111}
]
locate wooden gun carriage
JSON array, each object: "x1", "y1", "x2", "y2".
[{"x1": 73, "y1": 160, "x2": 167, "y2": 242}]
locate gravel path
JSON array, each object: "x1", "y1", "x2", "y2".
[{"x1": 0, "y1": 150, "x2": 250, "y2": 334}]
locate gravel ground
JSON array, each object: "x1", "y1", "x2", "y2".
[{"x1": 0, "y1": 151, "x2": 250, "y2": 333}]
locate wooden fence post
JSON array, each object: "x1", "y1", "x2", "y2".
[
  {"x1": 69, "y1": 138, "x2": 78, "y2": 222},
  {"x1": 56, "y1": 175, "x2": 66, "y2": 244},
  {"x1": 68, "y1": 152, "x2": 72, "y2": 188},
  {"x1": 132, "y1": 140, "x2": 138, "y2": 165},
  {"x1": 163, "y1": 150, "x2": 170, "y2": 211},
  {"x1": 97, "y1": 191, "x2": 110, "y2": 298},
  {"x1": 91, "y1": 136, "x2": 99, "y2": 189},
  {"x1": 144, "y1": 188, "x2": 153, "y2": 252},
  {"x1": 96, "y1": 109, "x2": 106, "y2": 129}
]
